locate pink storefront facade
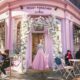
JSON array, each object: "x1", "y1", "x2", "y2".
[{"x1": 0, "y1": 0, "x2": 80, "y2": 69}]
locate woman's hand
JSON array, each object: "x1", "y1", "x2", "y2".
[{"x1": 67, "y1": 56, "x2": 69, "y2": 58}]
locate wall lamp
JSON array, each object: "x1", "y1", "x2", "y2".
[
  {"x1": 54, "y1": 6, "x2": 58, "y2": 11},
  {"x1": 20, "y1": 5, "x2": 24, "y2": 10}
]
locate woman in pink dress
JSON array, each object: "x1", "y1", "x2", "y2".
[{"x1": 32, "y1": 39, "x2": 49, "y2": 70}]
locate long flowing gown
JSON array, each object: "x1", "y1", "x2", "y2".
[{"x1": 32, "y1": 43, "x2": 49, "y2": 70}]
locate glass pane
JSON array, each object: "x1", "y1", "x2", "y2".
[
  {"x1": 73, "y1": 25, "x2": 80, "y2": 52},
  {"x1": 0, "y1": 20, "x2": 5, "y2": 49}
]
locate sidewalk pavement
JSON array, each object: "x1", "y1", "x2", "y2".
[
  {"x1": 0, "y1": 69, "x2": 80, "y2": 80},
  {"x1": 0, "y1": 69, "x2": 63, "y2": 80}
]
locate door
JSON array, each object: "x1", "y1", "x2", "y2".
[{"x1": 32, "y1": 33, "x2": 44, "y2": 60}]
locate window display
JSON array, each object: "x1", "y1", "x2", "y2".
[
  {"x1": 0, "y1": 20, "x2": 5, "y2": 49},
  {"x1": 73, "y1": 24, "x2": 80, "y2": 51}
]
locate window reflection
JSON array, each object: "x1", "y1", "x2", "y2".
[
  {"x1": 17, "y1": 21, "x2": 21, "y2": 48},
  {"x1": 73, "y1": 24, "x2": 80, "y2": 51},
  {"x1": 0, "y1": 20, "x2": 5, "y2": 49},
  {"x1": 16, "y1": 21, "x2": 21, "y2": 54},
  {"x1": 13, "y1": 20, "x2": 21, "y2": 54}
]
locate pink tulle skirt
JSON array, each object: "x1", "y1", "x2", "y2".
[{"x1": 32, "y1": 48, "x2": 49, "y2": 70}]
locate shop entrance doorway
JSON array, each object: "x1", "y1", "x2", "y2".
[{"x1": 32, "y1": 33, "x2": 44, "y2": 61}]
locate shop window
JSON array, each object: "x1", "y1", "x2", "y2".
[
  {"x1": 17, "y1": 21, "x2": 21, "y2": 46},
  {"x1": 13, "y1": 20, "x2": 21, "y2": 54},
  {"x1": 0, "y1": 20, "x2": 5, "y2": 49},
  {"x1": 73, "y1": 24, "x2": 80, "y2": 51}
]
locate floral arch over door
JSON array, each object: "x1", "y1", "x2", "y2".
[
  {"x1": 20, "y1": 15, "x2": 62, "y2": 58},
  {"x1": 13, "y1": 15, "x2": 62, "y2": 58}
]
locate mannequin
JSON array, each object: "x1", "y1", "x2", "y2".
[{"x1": 32, "y1": 39, "x2": 49, "y2": 70}]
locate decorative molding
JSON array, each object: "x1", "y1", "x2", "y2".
[{"x1": 0, "y1": 0, "x2": 79, "y2": 22}]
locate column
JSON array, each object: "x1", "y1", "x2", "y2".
[
  {"x1": 62, "y1": 19, "x2": 67, "y2": 55},
  {"x1": 9, "y1": 10, "x2": 12, "y2": 51},
  {"x1": 69, "y1": 21, "x2": 74, "y2": 56},
  {"x1": 5, "y1": 10, "x2": 13, "y2": 53},
  {"x1": 65, "y1": 19, "x2": 71, "y2": 50}
]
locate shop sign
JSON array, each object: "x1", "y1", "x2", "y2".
[{"x1": 25, "y1": 5, "x2": 53, "y2": 14}]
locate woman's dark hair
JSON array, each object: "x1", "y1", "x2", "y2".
[
  {"x1": 67, "y1": 50, "x2": 71, "y2": 53},
  {"x1": 4, "y1": 49, "x2": 9, "y2": 55}
]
